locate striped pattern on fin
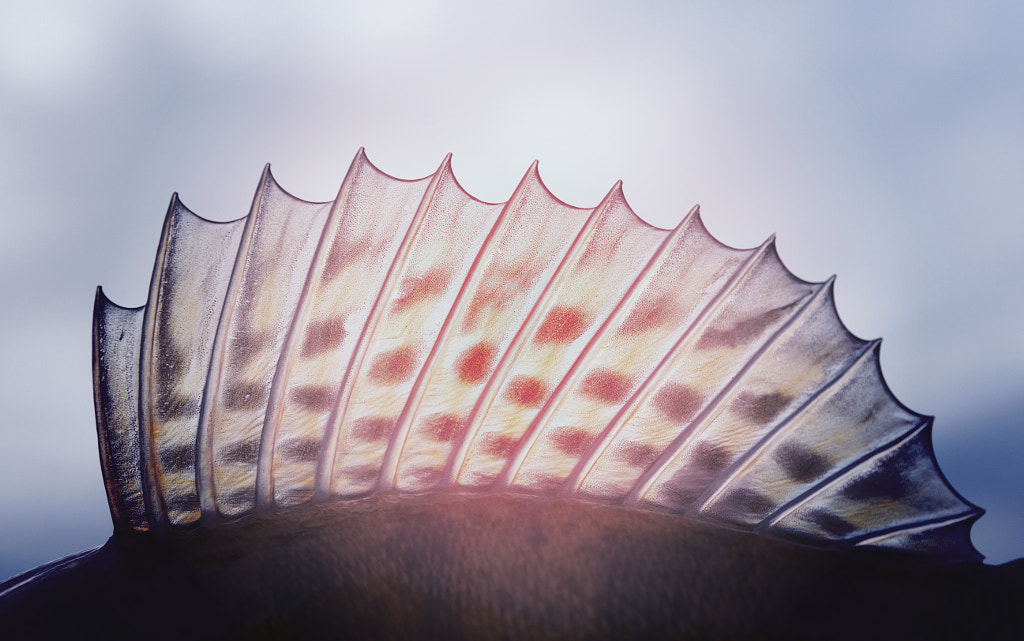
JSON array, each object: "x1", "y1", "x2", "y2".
[
  {"x1": 92, "y1": 149, "x2": 983, "y2": 561},
  {"x1": 196, "y1": 167, "x2": 333, "y2": 519},
  {"x1": 140, "y1": 195, "x2": 247, "y2": 526}
]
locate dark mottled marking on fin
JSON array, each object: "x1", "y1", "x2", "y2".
[
  {"x1": 696, "y1": 304, "x2": 794, "y2": 350},
  {"x1": 219, "y1": 488, "x2": 255, "y2": 510},
  {"x1": 506, "y1": 375, "x2": 548, "y2": 407},
  {"x1": 857, "y1": 398, "x2": 886, "y2": 427},
  {"x1": 660, "y1": 454, "x2": 732, "y2": 510},
  {"x1": 219, "y1": 438, "x2": 259, "y2": 465},
  {"x1": 808, "y1": 508, "x2": 857, "y2": 537},
  {"x1": 579, "y1": 369, "x2": 633, "y2": 404},
  {"x1": 154, "y1": 339, "x2": 189, "y2": 392},
  {"x1": 223, "y1": 381, "x2": 270, "y2": 411},
  {"x1": 163, "y1": 493, "x2": 200, "y2": 515},
  {"x1": 614, "y1": 440, "x2": 660, "y2": 468},
  {"x1": 534, "y1": 305, "x2": 588, "y2": 344},
  {"x1": 289, "y1": 385, "x2": 336, "y2": 413},
  {"x1": 349, "y1": 465, "x2": 382, "y2": 485},
  {"x1": 693, "y1": 441, "x2": 732, "y2": 475},
  {"x1": 159, "y1": 443, "x2": 195, "y2": 473},
  {"x1": 426, "y1": 413, "x2": 466, "y2": 442},
  {"x1": 659, "y1": 477, "x2": 702, "y2": 510},
  {"x1": 653, "y1": 383, "x2": 703, "y2": 423},
  {"x1": 278, "y1": 488, "x2": 313, "y2": 504},
  {"x1": 775, "y1": 442, "x2": 830, "y2": 483},
  {"x1": 300, "y1": 317, "x2": 347, "y2": 357},
  {"x1": 842, "y1": 464, "x2": 910, "y2": 501},
  {"x1": 278, "y1": 436, "x2": 322, "y2": 461},
  {"x1": 228, "y1": 328, "x2": 272, "y2": 368},
  {"x1": 734, "y1": 391, "x2": 792, "y2": 424},
  {"x1": 352, "y1": 416, "x2": 396, "y2": 442},
  {"x1": 455, "y1": 342, "x2": 497, "y2": 384},
  {"x1": 156, "y1": 393, "x2": 200, "y2": 422},
  {"x1": 550, "y1": 427, "x2": 595, "y2": 457},
  {"x1": 368, "y1": 346, "x2": 417, "y2": 384},
  {"x1": 724, "y1": 488, "x2": 774, "y2": 518}
]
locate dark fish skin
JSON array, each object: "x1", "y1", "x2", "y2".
[{"x1": 1, "y1": 494, "x2": 1021, "y2": 640}]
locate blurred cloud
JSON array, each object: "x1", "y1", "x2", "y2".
[{"x1": 1, "y1": 0, "x2": 1021, "y2": 579}]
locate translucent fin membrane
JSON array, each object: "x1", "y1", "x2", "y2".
[{"x1": 93, "y1": 149, "x2": 983, "y2": 561}]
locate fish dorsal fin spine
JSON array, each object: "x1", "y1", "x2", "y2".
[
  {"x1": 93, "y1": 149, "x2": 983, "y2": 562},
  {"x1": 93, "y1": 288, "x2": 148, "y2": 534}
]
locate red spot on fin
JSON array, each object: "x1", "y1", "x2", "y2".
[
  {"x1": 550, "y1": 427, "x2": 595, "y2": 457},
  {"x1": 506, "y1": 375, "x2": 548, "y2": 407},
  {"x1": 455, "y1": 342, "x2": 497, "y2": 384},
  {"x1": 579, "y1": 369, "x2": 633, "y2": 404},
  {"x1": 368, "y1": 346, "x2": 417, "y2": 384},
  {"x1": 425, "y1": 413, "x2": 466, "y2": 442},
  {"x1": 392, "y1": 266, "x2": 452, "y2": 313},
  {"x1": 534, "y1": 305, "x2": 588, "y2": 344},
  {"x1": 483, "y1": 434, "x2": 521, "y2": 458}
]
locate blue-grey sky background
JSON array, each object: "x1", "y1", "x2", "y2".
[{"x1": 1, "y1": 1, "x2": 1021, "y2": 580}]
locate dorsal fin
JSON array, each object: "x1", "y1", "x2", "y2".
[{"x1": 93, "y1": 149, "x2": 983, "y2": 561}]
